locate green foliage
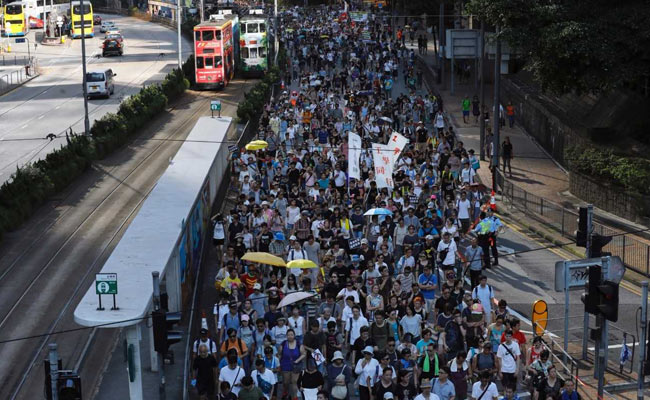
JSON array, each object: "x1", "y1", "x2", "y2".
[
  {"x1": 566, "y1": 146, "x2": 650, "y2": 194},
  {"x1": 0, "y1": 56, "x2": 194, "y2": 242},
  {"x1": 466, "y1": 0, "x2": 650, "y2": 94}
]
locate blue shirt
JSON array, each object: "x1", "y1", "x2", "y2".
[
  {"x1": 418, "y1": 272, "x2": 437, "y2": 299},
  {"x1": 489, "y1": 216, "x2": 503, "y2": 233},
  {"x1": 433, "y1": 378, "x2": 456, "y2": 400}
]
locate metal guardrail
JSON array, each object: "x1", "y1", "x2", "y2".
[
  {"x1": 496, "y1": 170, "x2": 650, "y2": 277},
  {"x1": 0, "y1": 59, "x2": 37, "y2": 95},
  {"x1": 1, "y1": 54, "x2": 31, "y2": 66}
]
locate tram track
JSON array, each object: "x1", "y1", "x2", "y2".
[{"x1": 0, "y1": 80, "x2": 254, "y2": 399}]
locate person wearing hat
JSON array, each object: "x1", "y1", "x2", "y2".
[
  {"x1": 414, "y1": 378, "x2": 440, "y2": 400},
  {"x1": 355, "y1": 346, "x2": 380, "y2": 400},
  {"x1": 327, "y1": 350, "x2": 351, "y2": 400},
  {"x1": 193, "y1": 327, "x2": 218, "y2": 361}
]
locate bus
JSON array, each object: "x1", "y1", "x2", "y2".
[
  {"x1": 70, "y1": 0, "x2": 93, "y2": 38},
  {"x1": 2, "y1": 2, "x2": 27, "y2": 37},
  {"x1": 193, "y1": 13, "x2": 238, "y2": 89},
  {"x1": 239, "y1": 10, "x2": 268, "y2": 76}
]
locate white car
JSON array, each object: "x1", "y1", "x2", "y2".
[{"x1": 100, "y1": 21, "x2": 115, "y2": 33}]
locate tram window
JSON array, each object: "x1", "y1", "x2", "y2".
[
  {"x1": 241, "y1": 24, "x2": 247, "y2": 34},
  {"x1": 250, "y1": 47, "x2": 258, "y2": 58},
  {"x1": 215, "y1": 56, "x2": 223, "y2": 67},
  {"x1": 241, "y1": 47, "x2": 249, "y2": 59},
  {"x1": 248, "y1": 23, "x2": 258, "y2": 33},
  {"x1": 215, "y1": 29, "x2": 222, "y2": 40},
  {"x1": 202, "y1": 30, "x2": 214, "y2": 41},
  {"x1": 259, "y1": 47, "x2": 267, "y2": 57},
  {"x1": 197, "y1": 57, "x2": 204, "y2": 69},
  {"x1": 195, "y1": 31, "x2": 201, "y2": 41},
  {"x1": 205, "y1": 56, "x2": 214, "y2": 68},
  {"x1": 260, "y1": 23, "x2": 266, "y2": 33}
]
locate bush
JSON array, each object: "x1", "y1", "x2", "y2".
[
  {"x1": 566, "y1": 146, "x2": 650, "y2": 194},
  {"x1": 235, "y1": 47, "x2": 285, "y2": 124},
  {"x1": 0, "y1": 56, "x2": 194, "y2": 242}
]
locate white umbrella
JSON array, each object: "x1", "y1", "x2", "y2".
[
  {"x1": 364, "y1": 208, "x2": 393, "y2": 216},
  {"x1": 278, "y1": 291, "x2": 318, "y2": 308},
  {"x1": 379, "y1": 116, "x2": 393, "y2": 123}
]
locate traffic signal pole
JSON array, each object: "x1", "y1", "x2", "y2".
[
  {"x1": 583, "y1": 204, "x2": 594, "y2": 360},
  {"x1": 153, "y1": 271, "x2": 166, "y2": 400},
  {"x1": 48, "y1": 343, "x2": 59, "y2": 400},
  {"x1": 638, "y1": 281, "x2": 648, "y2": 400}
]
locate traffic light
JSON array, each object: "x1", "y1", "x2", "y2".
[
  {"x1": 57, "y1": 371, "x2": 82, "y2": 400},
  {"x1": 591, "y1": 234, "x2": 612, "y2": 258},
  {"x1": 581, "y1": 264, "x2": 601, "y2": 315},
  {"x1": 597, "y1": 280, "x2": 619, "y2": 322},
  {"x1": 44, "y1": 357, "x2": 62, "y2": 400},
  {"x1": 152, "y1": 310, "x2": 183, "y2": 356},
  {"x1": 576, "y1": 206, "x2": 588, "y2": 247}
]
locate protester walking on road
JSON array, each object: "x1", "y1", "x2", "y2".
[
  {"x1": 502, "y1": 137, "x2": 513, "y2": 177},
  {"x1": 506, "y1": 102, "x2": 515, "y2": 128},
  {"x1": 462, "y1": 95, "x2": 471, "y2": 124},
  {"x1": 192, "y1": 344, "x2": 218, "y2": 400}
]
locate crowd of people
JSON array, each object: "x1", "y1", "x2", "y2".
[{"x1": 191, "y1": 3, "x2": 581, "y2": 400}]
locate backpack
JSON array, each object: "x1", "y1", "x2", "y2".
[
  {"x1": 194, "y1": 338, "x2": 215, "y2": 354},
  {"x1": 473, "y1": 285, "x2": 493, "y2": 299}
]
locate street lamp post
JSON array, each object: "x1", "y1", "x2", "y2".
[
  {"x1": 80, "y1": 0, "x2": 90, "y2": 136},
  {"x1": 177, "y1": 0, "x2": 182, "y2": 71}
]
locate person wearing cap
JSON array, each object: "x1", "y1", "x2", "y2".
[
  {"x1": 415, "y1": 378, "x2": 440, "y2": 400},
  {"x1": 355, "y1": 346, "x2": 380, "y2": 400},
  {"x1": 192, "y1": 327, "x2": 218, "y2": 361}
]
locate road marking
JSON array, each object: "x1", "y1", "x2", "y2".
[
  {"x1": 55, "y1": 105, "x2": 61, "y2": 109},
  {"x1": 38, "y1": 115, "x2": 44, "y2": 119},
  {"x1": 21, "y1": 124, "x2": 28, "y2": 129},
  {"x1": 589, "y1": 342, "x2": 639, "y2": 351}
]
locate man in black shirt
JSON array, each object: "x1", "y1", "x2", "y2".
[
  {"x1": 434, "y1": 286, "x2": 458, "y2": 317},
  {"x1": 303, "y1": 319, "x2": 327, "y2": 363},
  {"x1": 192, "y1": 344, "x2": 218, "y2": 398},
  {"x1": 353, "y1": 326, "x2": 376, "y2": 365},
  {"x1": 257, "y1": 223, "x2": 273, "y2": 252}
]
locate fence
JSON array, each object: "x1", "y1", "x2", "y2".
[
  {"x1": 496, "y1": 170, "x2": 650, "y2": 277},
  {"x1": 1, "y1": 54, "x2": 32, "y2": 66}
]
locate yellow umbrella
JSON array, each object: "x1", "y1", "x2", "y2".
[
  {"x1": 320, "y1": 34, "x2": 329, "y2": 38},
  {"x1": 241, "y1": 252, "x2": 286, "y2": 267},
  {"x1": 245, "y1": 140, "x2": 268, "y2": 151},
  {"x1": 286, "y1": 259, "x2": 318, "y2": 269}
]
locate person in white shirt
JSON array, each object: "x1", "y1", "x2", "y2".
[
  {"x1": 471, "y1": 275, "x2": 495, "y2": 324},
  {"x1": 456, "y1": 191, "x2": 473, "y2": 235},
  {"x1": 414, "y1": 378, "x2": 440, "y2": 400},
  {"x1": 251, "y1": 358, "x2": 277, "y2": 400},
  {"x1": 354, "y1": 346, "x2": 380, "y2": 400},
  {"x1": 460, "y1": 161, "x2": 476, "y2": 185},
  {"x1": 219, "y1": 351, "x2": 245, "y2": 395},
  {"x1": 287, "y1": 306, "x2": 306, "y2": 341},
  {"x1": 437, "y1": 232, "x2": 460, "y2": 271},
  {"x1": 470, "y1": 371, "x2": 499, "y2": 400},
  {"x1": 496, "y1": 329, "x2": 521, "y2": 390},
  {"x1": 345, "y1": 305, "x2": 369, "y2": 346},
  {"x1": 192, "y1": 328, "x2": 218, "y2": 360}
]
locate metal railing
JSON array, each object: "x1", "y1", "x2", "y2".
[
  {"x1": 1, "y1": 54, "x2": 31, "y2": 66},
  {"x1": 496, "y1": 170, "x2": 650, "y2": 277}
]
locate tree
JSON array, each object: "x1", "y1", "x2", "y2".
[{"x1": 466, "y1": 0, "x2": 650, "y2": 95}]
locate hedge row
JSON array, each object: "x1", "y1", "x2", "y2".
[
  {"x1": 566, "y1": 146, "x2": 650, "y2": 195},
  {"x1": 0, "y1": 59, "x2": 192, "y2": 241},
  {"x1": 236, "y1": 47, "x2": 286, "y2": 125}
]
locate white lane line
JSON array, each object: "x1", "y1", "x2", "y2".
[
  {"x1": 589, "y1": 342, "x2": 639, "y2": 351},
  {"x1": 55, "y1": 105, "x2": 61, "y2": 109},
  {"x1": 21, "y1": 124, "x2": 28, "y2": 129},
  {"x1": 38, "y1": 115, "x2": 44, "y2": 119}
]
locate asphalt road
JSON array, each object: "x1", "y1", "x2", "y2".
[{"x1": 0, "y1": 14, "x2": 192, "y2": 185}]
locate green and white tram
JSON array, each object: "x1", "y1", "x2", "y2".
[{"x1": 239, "y1": 9, "x2": 269, "y2": 76}]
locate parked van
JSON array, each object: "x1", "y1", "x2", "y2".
[{"x1": 86, "y1": 69, "x2": 115, "y2": 99}]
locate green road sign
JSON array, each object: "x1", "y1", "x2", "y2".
[
  {"x1": 96, "y1": 273, "x2": 118, "y2": 295},
  {"x1": 210, "y1": 100, "x2": 222, "y2": 111}
]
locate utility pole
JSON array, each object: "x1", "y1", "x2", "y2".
[
  {"x1": 491, "y1": 25, "x2": 501, "y2": 192},
  {"x1": 199, "y1": 0, "x2": 204, "y2": 22},
  {"x1": 49, "y1": 343, "x2": 59, "y2": 400},
  {"x1": 177, "y1": 0, "x2": 182, "y2": 71},
  {"x1": 80, "y1": 0, "x2": 90, "y2": 136},
  {"x1": 478, "y1": 19, "x2": 485, "y2": 160},
  {"x1": 639, "y1": 281, "x2": 648, "y2": 400},
  {"x1": 583, "y1": 204, "x2": 594, "y2": 360},
  {"x1": 438, "y1": 1, "x2": 445, "y2": 90},
  {"x1": 153, "y1": 271, "x2": 166, "y2": 400}
]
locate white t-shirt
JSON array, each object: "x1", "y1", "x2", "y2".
[
  {"x1": 338, "y1": 288, "x2": 360, "y2": 303},
  {"x1": 470, "y1": 381, "x2": 499, "y2": 400},
  {"x1": 193, "y1": 337, "x2": 217, "y2": 355},
  {"x1": 287, "y1": 315, "x2": 305, "y2": 336},
  {"x1": 334, "y1": 170, "x2": 346, "y2": 187},
  {"x1": 354, "y1": 357, "x2": 380, "y2": 387},
  {"x1": 414, "y1": 393, "x2": 441, "y2": 400},
  {"x1": 345, "y1": 315, "x2": 369, "y2": 344},
  {"x1": 251, "y1": 368, "x2": 277, "y2": 400},
  {"x1": 437, "y1": 240, "x2": 458, "y2": 265},
  {"x1": 496, "y1": 341, "x2": 521, "y2": 373},
  {"x1": 472, "y1": 284, "x2": 495, "y2": 322},
  {"x1": 213, "y1": 222, "x2": 225, "y2": 240},
  {"x1": 220, "y1": 365, "x2": 245, "y2": 395},
  {"x1": 456, "y1": 199, "x2": 471, "y2": 219},
  {"x1": 461, "y1": 167, "x2": 476, "y2": 184}
]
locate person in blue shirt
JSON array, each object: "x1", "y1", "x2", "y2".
[
  {"x1": 417, "y1": 264, "x2": 438, "y2": 313},
  {"x1": 486, "y1": 208, "x2": 502, "y2": 266},
  {"x1": 500, "y1": 385, "x2": 521, "y2": 400}
]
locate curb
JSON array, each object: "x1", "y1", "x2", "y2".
[{"x1": 0, "y1": 72, "x2": 40, "y2": 97}]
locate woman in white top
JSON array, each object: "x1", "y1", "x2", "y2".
[
  {"x1": 354, "y1": 347, "x2": 380, "y2": 400},
  {"x1": 441, "y1": 218, "x2": 459, "y2": 240},
  {"x1": 286, "y1": 199, "x2": 301, "y2": 230},
  {"x1": 287, "y1": 306, "x2": 306, "y2": 342}
]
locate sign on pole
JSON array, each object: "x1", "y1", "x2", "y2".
[
  {"x1": 96, "y1": 273, "x2": 119, "y2": 310},
  {"x1": 554, "y1": 256, "x2": 624, "y2": 291},
  {"x1": 531, "y1": 300, "x2": 548, "y2": 336},
  {"x1": 210, "y1": 100, "x2": 222, "y2": 117}
]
